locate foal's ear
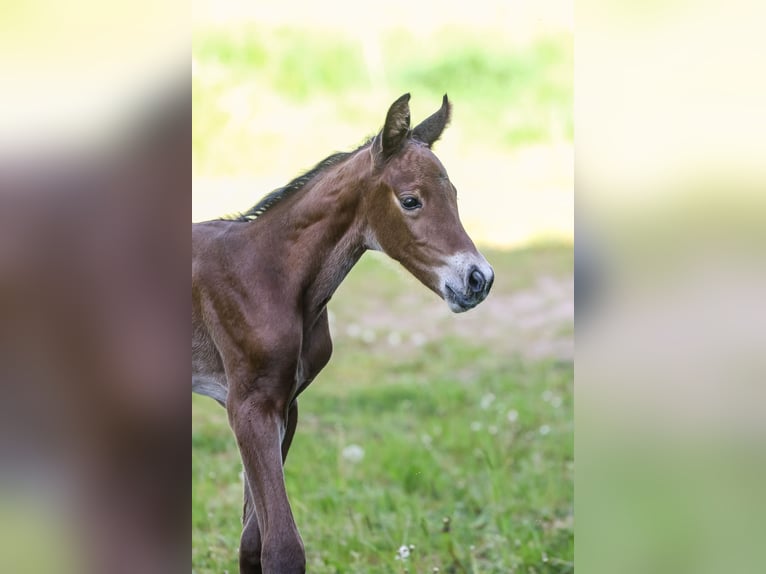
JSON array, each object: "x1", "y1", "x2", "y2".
[
  {"x1": 412, "y1": 94, "x2": 452, "y2": 147},
  {"x1": 375, "y1": 93, "x2": 411, "y2": 163}
]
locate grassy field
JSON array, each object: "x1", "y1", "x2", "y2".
[{"x1": 192, "y1": 245, "x2": 573, "y2": 574}]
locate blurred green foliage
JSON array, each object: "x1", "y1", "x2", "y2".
[
  {"x1": 193, "y1": 26, "x2": 571, "y2": 176},
  {"x1": 194, "y1": 28, "x2": 365, "y2": 98}
]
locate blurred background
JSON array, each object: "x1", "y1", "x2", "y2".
[
  {"x1": 578, "y1": 1, "x2": 766, "y2": 573},
  {"x1": 1, "y1": 2, "x2": 188, "y2": 573},
  {"x1": 192, "y1": 1, "x2": 573, "y2": 573},
  {"x1": 192, "y1": 0, "x2": 573, "y2": 247}
]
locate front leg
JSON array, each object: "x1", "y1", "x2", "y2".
[
  {"x1": 229, "y1": 393, "x2": 305, "y2": 574},
  {"x1": 239, "y1": 401, "x2": 299, "y2": 574}
]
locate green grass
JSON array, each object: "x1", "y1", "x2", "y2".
[{"x1": 192, "y1": 245, "x2": 573, "y2": 573}]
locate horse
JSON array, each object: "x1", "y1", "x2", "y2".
[{"x1": 192, "y1": 93, "x2": 494, "y2": 573}]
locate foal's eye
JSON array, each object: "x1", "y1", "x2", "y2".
[{"x1": 400, "y1": 196, "x2": 422, "y2": 210}]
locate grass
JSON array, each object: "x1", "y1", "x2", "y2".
[{"x1": 192, "y1": 245, "x2": 573, "y2": 573}]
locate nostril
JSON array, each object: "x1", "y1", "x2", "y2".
[{"x1": 468, "y1": 268, "x2": 486, "y2": 293}]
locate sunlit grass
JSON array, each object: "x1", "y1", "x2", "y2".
[{"x1": 192, "y1": 354, "x2": 573, "y2": 573}]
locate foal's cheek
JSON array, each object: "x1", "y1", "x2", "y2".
[{"x1": 369, "y1": 199, "x2": 405, "y2": 252}]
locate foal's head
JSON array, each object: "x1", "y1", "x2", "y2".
[{"x1": 364, "y1": 94, "x2": 494, "y2": 313}]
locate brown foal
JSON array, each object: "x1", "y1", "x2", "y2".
[{"x1": 192, "y1": 94, "x2": 494, "y2": 573}]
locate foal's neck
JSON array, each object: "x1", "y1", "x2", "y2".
[{"x1": 261, "y1": 149, "x2": 374, "y2": 321}]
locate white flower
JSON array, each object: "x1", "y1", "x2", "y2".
[
  {"x1": 539, "y1": 425, "x2": 551, "y2": 436},
  {"x1": 507, "y1": 409, "x2": 519, "y2": 423},
  {"x1": 470, "y1": 421, "x2": 482, "y2": 432},
  {"x1": 480, "y1": 393, "x2": 496, "y2": 410},
  {"x1": 341, "y1": 444, "x2": 365, "y2": 463},
  {"x1": 395, "y1": 545, "x2": 411, "y2": 560}
]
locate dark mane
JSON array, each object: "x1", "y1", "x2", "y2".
[{"x1": 224, "y1": 137, "x2": 374, "y2": 222}]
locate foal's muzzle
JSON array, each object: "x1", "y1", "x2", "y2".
[{"x1": 444, "y1": 263, "x2": 494, "y2": 313}]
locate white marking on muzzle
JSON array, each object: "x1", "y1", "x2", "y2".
[{"x1": 436, "y1": 251, "x2": 494, "y2": 313}]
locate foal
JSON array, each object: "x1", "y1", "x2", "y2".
[{"x1": 192, "y1": 94, "x2": 494, "y2": 573}]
